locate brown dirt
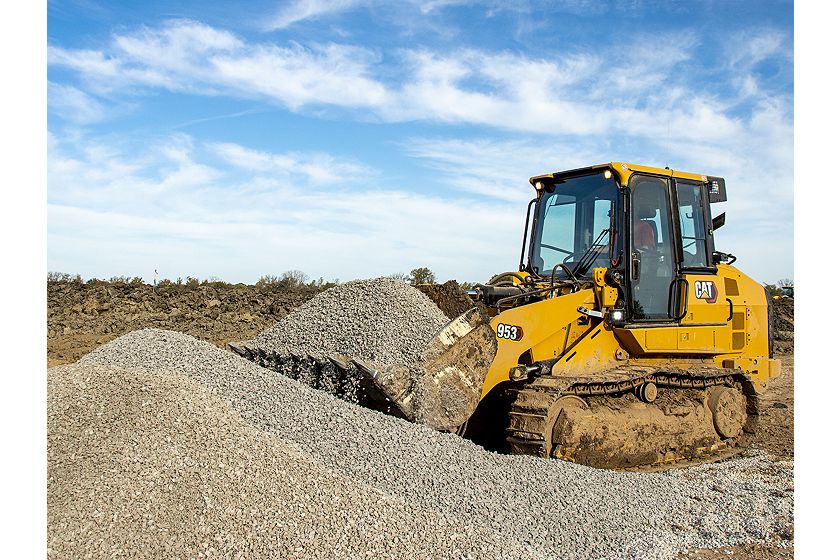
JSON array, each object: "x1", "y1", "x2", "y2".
[
  {"x1": 416, "y1": 280, "x2": 475, "y2": 319},
  {"x1": 772, "y1": 297, "x2": 794, "y2": 354},
  {"x1": 754, "y1": 353, "x2": 794, "y2": 460},
  {"x1": 676, "y1": 543, "x2": 793, "y2": 560},
  {"x1": 47, "y1": 280, "x2": 326, "y2": 366},
  {"x1": 772, "y1": 297, "x2": 794, "y2": 332}
]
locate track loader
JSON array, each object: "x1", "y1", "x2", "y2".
[{"x1": 235, "y1": 162, "x2": 779, "y2": 469}]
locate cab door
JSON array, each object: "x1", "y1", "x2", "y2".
[
  {"x1": 628, "y1": 174, "x2": 678, "y2": 322},
  {"x1": 674, "y1": 179, "x2": 730, "y2": 351}
]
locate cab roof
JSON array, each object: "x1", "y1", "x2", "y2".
[{"x1": 528, "y1": 162, "x2": 711, "y2": 188}]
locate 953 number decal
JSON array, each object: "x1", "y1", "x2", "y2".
[{"x1": 496, "y1": 323, "x2": 524, "y2": 341}]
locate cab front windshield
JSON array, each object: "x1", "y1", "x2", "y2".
[{"x1": 529, "y1": 172, "x2": 620, "y2": 278}]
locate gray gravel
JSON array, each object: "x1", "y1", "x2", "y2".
[
  {"x1": 239, "y1": 277, "x2": 452, "y2": 404},
  {"x1": 245, "y1": 277, "x2": 450, "y2": 366},
  {"x1": 49, "y1": 363, "x2": 532, "y2": 559},
  {"x1": 77, "y1": 329, "x2": 794, "y2": 559}
]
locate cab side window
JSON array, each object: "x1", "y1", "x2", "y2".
[{"x1": 675, "y1": 181, "x2": 710, "y2": 268}]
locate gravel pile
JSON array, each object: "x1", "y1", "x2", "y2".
[
  {"x1": 49, "y1": 363, "x2": 531, "y2": 559},
  {"x1": 243, "y1": 277, "x2": 449, "y2": 364},
  {"x1": 75, "y1": 329, "x2": 794, "y2": 559},
  {"x1": 238, "y1": 277, "x2": 451, "y2": 402}
]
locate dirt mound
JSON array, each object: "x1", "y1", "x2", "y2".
[
  {"x1": 416, "y1": 280, "x2": 475, "y2": 319},
  {"x1": 47, "y1": 280, "x2": 326, "y2": 365},
  {"x1": 772, "y1": 297, "x2": 794, "y2": 353},
  {"x1": 772, "y1": 297, "x2": 794, "y2": 331}
]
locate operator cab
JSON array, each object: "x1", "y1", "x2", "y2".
[{"x1": 523, "y1": 163, "x2": 727, "y2": 323}]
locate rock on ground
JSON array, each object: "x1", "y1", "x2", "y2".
[
  {"x1": 244, "y1": 277, "x2": 450, "y2": 366},
  {"x1": 48, "y1": 363, "x2": 533, "y2": 559},
  {"x1": 73, "y1": 328, "x2": 794, "y2": 560}
]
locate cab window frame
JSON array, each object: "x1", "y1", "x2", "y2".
[{"x1": 672, "y1": 178, "x2": 717, "y2": 274}]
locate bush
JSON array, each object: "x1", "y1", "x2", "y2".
[
  {"x1": 202, "y1": 277, "x2": 230, "y2": 289},
  {"x1": 387, "y1": 272, "x2": 410, "y2": 283},
  {"x1": 256, "y1": 275, "x2": 283, "y2": 287},
  {"x1": 409, "y1": 267, "x2": 436, "y2": 286},
  {"x1": 48, "y1": 272, "x2": 83, "y2": 284},
  {"x1": 257, "y1": 270, "x2": 311, "y2": 290}
]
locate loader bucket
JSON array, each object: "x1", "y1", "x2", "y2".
[{"x1": 351, "y1": 306, "x2": 498, "y2": 432}]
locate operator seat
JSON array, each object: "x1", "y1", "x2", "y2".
[{"x1": 634, "y1": 203, "x2": 658, "y2": 250}]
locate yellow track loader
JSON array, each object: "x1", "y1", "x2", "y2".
[{"x1": 236, "y1": 162, "x2": 779, "y2": 469}]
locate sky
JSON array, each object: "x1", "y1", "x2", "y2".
[{"x1": 46, "y1": 0, "x2": 794, "y2": 285}]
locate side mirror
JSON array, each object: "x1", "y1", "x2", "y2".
[{"x1": 712, "y1": 212, "x2": 725, "y2": 231}]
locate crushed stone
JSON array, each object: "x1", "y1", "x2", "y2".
[
  {"x1": 238, "y1": 277, "x2": 451, "y2": 403},
  {"x1": 73, "y1": 329, "x2": 794, "y2": 559},
  {"x1": 244, "y1": 277, "x2": 449, "y2": 366},
  {"x1": 49, "y1": 363, "x2": 533, "y2": 559}
]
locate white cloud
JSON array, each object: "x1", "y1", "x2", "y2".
[
  {"x1": 47, "y1": 132, "x2": 522, "y2": 283},
  {"x1": 48, "y1": 20, "x2": 784, "y2": 146},
  {"x1": 266, "y1": 0, "x2": 480, "y2": 30},
  {"x1": 727, "y1": 28, "x2": 790, "y2": 70},
  {"x1": 269, "y1": 0, "x2": 366, "y2": 29},
  {"x1": 208, "y1": 142, "x2": 375, "y2": 184},
  {"x1": 49, "y1": 21, "x2": 390, "y2": 109},
  {"x1": 210, "y1": 42, "x2": 390, "y2": 109},
  {"x1": 403, "y1": 136, "x2": 604, "y2": 201},
  {"x1": 48, "y1": 47, "x2": 121, "y2": 78},
  {"x1": 47, "y1": 82, "x2": 106, "y2": 123},
  {"x1": 417, "y1": 0, "x2": 474, "y2": 14}
]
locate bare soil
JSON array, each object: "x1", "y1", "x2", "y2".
[
  {"x1": 47, "y1": 280, "x2": 327, "y2": 366},
  {"x1": 415, "y1": 280, "x2": 475, "y2": 319},
  {"x1": 676, "y1": 542, "x2": 793, "y2": 560}
]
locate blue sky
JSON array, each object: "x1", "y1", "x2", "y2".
[{"x1": 47, "y1": 0, "x2": 793, "y2": 284}]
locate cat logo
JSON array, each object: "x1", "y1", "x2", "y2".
[{"x1": 694, "y1": 280, "x2": 718, "y2": 303}]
